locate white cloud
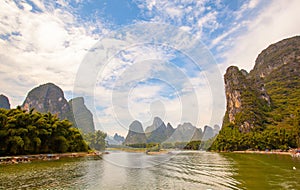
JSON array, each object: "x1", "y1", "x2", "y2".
[
  {"x1": 223, "y1": 0, "x2": 300, "y2": 71},
  {"x1": 136, "y1": 0, "x2": 218, "y2": 39},
  {"x1": 0, "y1": 0, "x2": 107, "y2": 106},
  {"x1": 248, "y1": 0, "x2": 260, "y2": 9},
  {"x1": 5, "y1": 0, "x2": 297, "y2": 136}
]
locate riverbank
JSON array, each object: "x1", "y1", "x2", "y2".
[
  {"x1": 107, "y1": 147, "x2": 169, "y2": 155},
  {"x1": 0, "y1": 151, "x2": 102, "y2": 165},
  {"x1": 231, "y1": 150, "x2": 294, "y2": 156}
]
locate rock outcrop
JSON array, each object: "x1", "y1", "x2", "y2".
[
  {"x1": 22, "y1": 83, "x2": 96, "y2": 134},
  {"x1": 22, "y1": 83, "x2": 71, "y2": 119},
  {"x1": 124, "y1": 120, "x2": 147, "y2": 145},
  {"x1": 202, "y1": 125, "x2": 214, "y2": 141},
  {"x1": 166, "y1": 123, "x2": 175, "y2": 138},
  {"x1": 145, "y1": 117, "x2": 168, "y2": 143},
  {"x1": 69, "y1": 97, "x2": 95, "y2": 134},
  {"x1": 222, "y1": 36, "x2": 300, "y2": 132},
  {"x1": 0, "y1": 94, "x2": 10, "y2": 109},
  {"x1": 166, "y1": 122, "x2": 202, "y2": 143}
]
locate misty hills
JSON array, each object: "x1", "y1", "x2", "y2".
[
  {"x1": 0, "y1": 94, "x2": 10, "y2": 109},
  {"x1": 124, "y1": 116, "x2": 220, "y2": 145},
  {"x1": 106, "y1": 133, "x2": 125, "y2": 145}
]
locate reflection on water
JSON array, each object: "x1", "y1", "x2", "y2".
[
  {"x1": 1, "y1": 151, "x2": 300, "y2": 189},
  {"x1": 97, "y1": 151, "x2": 239, "y2": 190}
]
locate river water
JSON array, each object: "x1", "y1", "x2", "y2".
[{"x1": 1, "y1": 151, "x2": 300, "y2": 189}]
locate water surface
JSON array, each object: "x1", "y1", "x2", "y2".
[{"x1": 1, "y1": 151, "x2": 299, "y2": 189}]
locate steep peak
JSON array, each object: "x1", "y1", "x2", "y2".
[
  {"x1": 202, "y1": 125, "x2": 214, "y2": 140},
  {"x1": 145, "y1": 116, "x2": 166, "y2": 134},
  {"x1": 226, "y1": 65, "x2": 240, "y2": 73},
  {"x1": 252, "y1": 36, "x2": 300, "y2": 78},
  {"x1": 22, "y1": 82, "x2": 70, "y2": 119},
  {"x1": 69, "y1": 96, "x2": 95, "y2": 133},
  {"x1": 153, "y1": 116, "x2": 163, "y2": 126},
  {"x1": 124, "y1": 120, "x2": 147, "y2": 145},
  {"x1": 129, "y1": 120, "x2": 144, "y2": 133},
  {"x1": 166, "y1": 122, "x2": 174, "y2": 129},
  {"x1": 69, "y1": 97, "x2": 84, "y2": 104},
  {"x1": 0, "y1": 94, "x2": 10, "y2": 109},
  {"x1": 166, "y1": 122, "x2": 175, "y2": 138}
]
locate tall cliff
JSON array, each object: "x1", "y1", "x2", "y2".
[
  {"x1": 22, "y1": 83, "x2": 71, "y2": 119},
  {"x1": 124, "y1": 120, "x2": 147, "y2": 145},
  {"x1": 0, "y1": 94, "x2": 10, "y2": 109},
  {"x1": 69, "y1": 97, "x2": 95, "y2": 134},
  {"x1": 212, "y1": 36, "x2": 300, "y2": 151},
  {"x1": 145, "y1": 117, "x2": 168, "y2": 143},
  {"x1": 22, "y1": 83, "x2": 96, "y2": 134}
]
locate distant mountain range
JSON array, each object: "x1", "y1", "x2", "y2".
[
  {"x1": 106, "y1": 133, "x2": 125, "y2": 145},
  {"x1": 1, "y1": 83, "x2": 221, "y2": 143},
  {"x1": 124, "y1": 117, "x2": 220, "y2": 145}
]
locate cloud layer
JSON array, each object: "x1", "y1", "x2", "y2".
[{"x1": 1, "y1": 0, "x2": 300, "y2": 136}]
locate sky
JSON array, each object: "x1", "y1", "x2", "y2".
[{"x1": 1, "y1": 0, "x2": 300, "y2": 136}]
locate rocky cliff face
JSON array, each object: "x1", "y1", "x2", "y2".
[
  {"x1": 0, "y1": 94, "x2": 10, "y2": 109},
  {"x1": 145, "y1": 117, "x2": 168, "y2": 143},
  {"x1": 222, "y1": 36, "x2": 300, "y2": 133},
  {"x1": 22, "y1": 83, "x2": 96, "y2": 134},
  {"x1": 166, "y1": 122, "x2": 202, "y2": 143},
  {"x1": 22, "y1": 83, "x2": 71, "y2": 119},
  {"x1": 202, "y1": 125, "x2": 214, "y2": 141},
  {"x1": 69, "y1": 97, "x2": 95, "y2": 134},
  {"x1": 166, "y1": 123, "x2": 175, "y2": 138},
  {"x1": 124, "y1": 120, "x2": 147, "y2": 145}
]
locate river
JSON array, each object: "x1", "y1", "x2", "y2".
[{"x1": 1, "y1": 151, "x2": 300, "y2": 189}]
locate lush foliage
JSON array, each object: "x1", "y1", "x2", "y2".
[
  {"x1": 126, "y1": 143, "x2": 147, "y2": 148},
  {"x1": 211, "y1": 123, "x2": 299, "y2": 151},
  {"x1": 184, "y1": 141, "x2": 201, "y2": 150},
  {"x1": 83, "y1": 130, "x2": 107, "y2": 151},
  {"x1": 0, "y1": 108, "x2": 89, "y2": 156},
  {"x1": 212, "y1": 47, "x2": 300, "y2": 151},
  {"x1": 146, "y1": 143, "x2": 160, "y2": 152}
]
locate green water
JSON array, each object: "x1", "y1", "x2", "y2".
[
  {"x1": 222, "y1": 153, "x2": 300, "y2": 189},
  {"x1": 0, "y1": 151, "x2": 299, "y2": 189}
]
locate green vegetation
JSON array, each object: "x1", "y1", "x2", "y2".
[
  {"x1": 211, "y1": 37, "x2": 300, "y2": 151},
  {"x1": 211, "y1": 65, "x2": 300, "y2": 151},
  {"x1": 211, "y1": 124, "x2": 299, "y2": 151},
  {"x1": 146, "y1": 143, "x2": 160, "y2": 152},
  {"x1": 126, "y1": 140, "x2": 215, "y2": 151},
  {"x1": 83, "y1": 130, "x2": 107, "y2": 151},
  {"x1": 0, "y1": 107, "x2": 89, "y2": 156},
  {"x1": 126, "y1": 143, "x2": 147, "y2": 148},
  {"x1": 184, "y1": 141, "x2": 201, "y2": 150}
]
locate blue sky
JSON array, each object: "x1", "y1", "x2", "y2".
[{"x1": 1, "y1": 0, "x2": 300, "y2": 136}]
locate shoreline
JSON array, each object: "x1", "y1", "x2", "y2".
[
  {"x1": 107, "y1": 147, "x2": 170, "y2": 155},
  {"x1": 230, "y1": 150, "x2": 294, "y2": 156},
  {"x1": 0, "y1": 151, "x2": 102, "y2": 164}
]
